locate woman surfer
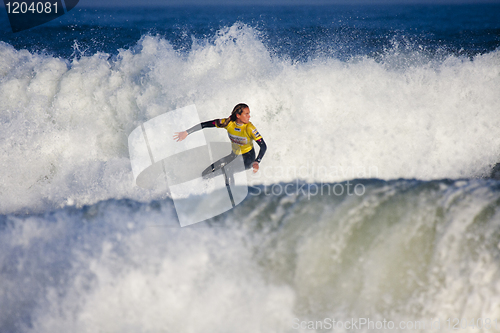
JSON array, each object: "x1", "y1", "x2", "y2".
[{"x1": 173, "y1": 103, "x2": 267, "y2": 178}]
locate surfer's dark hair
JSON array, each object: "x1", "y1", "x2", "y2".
[{"x1": 218, "y1": 103, "x2": 249, "y2": 127}]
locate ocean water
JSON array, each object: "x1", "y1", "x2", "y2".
[{"x1": 1, "y1": 4, "x2": 500, "y2": 332}]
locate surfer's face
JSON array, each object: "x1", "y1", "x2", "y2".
[{"x1": 236, "y1": 107, "x2": 250, "y2": 124}]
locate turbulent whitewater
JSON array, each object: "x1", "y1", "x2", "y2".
[
  {"x1": 1, "y1": 26, "x2": 499, "y2": 212},
  {"x1": 1, "y1": 179, "x2": 500, "y2": 332}
]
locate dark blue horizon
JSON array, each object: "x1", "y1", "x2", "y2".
[
  {"x1": 2, "y1": 1, "x2": 500, "y2": 10},
  {"x1": 1, "y1": 2, "x2": 499, "y2": 60},
  {"x1": 70, "y1": 0, "x2": 500, "y2": 6}
]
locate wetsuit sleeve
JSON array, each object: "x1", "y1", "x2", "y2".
[
  {"x1": 254, "y1": 138, "x2": 267, "y2": 163},
  {"x1": 185, "y1": 119, "x2": 219, "y2": 134}
]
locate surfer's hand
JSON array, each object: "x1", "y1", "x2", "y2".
[
  {"x1": 252, "y1": 161, "x2": 259, "y2": 173},
  {"x1": 173, "y1": 131, "x2": 188, "y2": 142}
]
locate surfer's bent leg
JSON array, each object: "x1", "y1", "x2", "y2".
[
  {"x1": 202, "y1": 152, "x2": 238, "y2": 178},
  {"x1": 220, "y1": 149, "x2": 255, "y2": 185},
  {"x1": 202, "y1": 149, "x2": 255, "y2": 181},
  {"x1": 242, "y1": 149, "x2": 256, "y2": 170}
]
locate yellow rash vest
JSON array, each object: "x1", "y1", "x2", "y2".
[{"x1": 215, "y1": 120, "x2": 263, "y2": 155}]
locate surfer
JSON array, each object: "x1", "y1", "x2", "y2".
[{"x1": 174, "y1": 103, "x2": 267, "y2": 178}]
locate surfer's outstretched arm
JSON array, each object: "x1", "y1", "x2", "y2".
[{"x1": 173, "y1": 119, "x2": 218, "y2": 142}]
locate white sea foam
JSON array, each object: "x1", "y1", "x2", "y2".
[
  {"x1": 1, "y1": 24, "x2": 499, "y2": 213},
  {"x1": 1, "y1": 179, "x2": 499, "y2": 332}
]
